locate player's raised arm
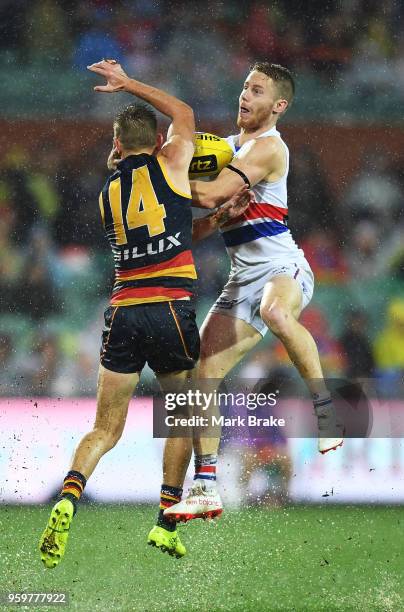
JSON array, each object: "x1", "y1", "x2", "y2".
[
  {"x1": 190, "y1": 136, "x2": 284, "y2": 208},
  {"x1": 87, "y1": 60, "x2": 195, "y2": 169}
]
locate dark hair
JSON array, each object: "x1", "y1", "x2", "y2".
[
  {"x1": 250, "y1": 62, "x2": 295, "y2": 104},
  {"x1": 113, "y1": 102, "x2": 157, "y2": 151}
]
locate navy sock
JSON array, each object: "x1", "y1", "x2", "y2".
[
  {"x1": 156, "y1": 484, "x2": 182, "y2": 532},
  {"x1": 58, "y1": 470, "x2": 87, "y2": 516}
]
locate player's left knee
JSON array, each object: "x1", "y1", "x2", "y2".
[{"x1": 260, "y1": 302, "x2": 294, "y2": 338}]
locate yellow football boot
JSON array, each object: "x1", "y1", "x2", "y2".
[
  {"x1": 147, "y1": 525, "x2": 186, "y2": 558},
  {"x1": 39, "y1": 498, "x2": 74, "y2": 568}
]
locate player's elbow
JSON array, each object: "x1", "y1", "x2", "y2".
[
  {"x1": 174, "y1": 103, "x2": 195, "y2": 126},
  {"x1": 191, "y1": 182, "x2": 218, "y2": 209},
  {"x1": 180, "y1": 102, "x2": 194, "y2": 117}
]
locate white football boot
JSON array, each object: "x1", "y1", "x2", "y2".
[
  {"x1": 318, "y1": 436, "x2": 344, "y2": 454},
  {"x1": 315, "y1": 401, "x2": 344, "y2": 454},
  {"x1": 163, "y1": 482, "x2": 223, "y2": 522}
]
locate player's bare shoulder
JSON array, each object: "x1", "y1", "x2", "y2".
[
  {"x1": 156, "y1": 137, "x2": 193, "y2": 198},
  {"x1": 233, "y1": 135, "x2": 287, "y2": 186},
  {"x1": 261, "y1": 135, "x2": 287, "y2": 182}
]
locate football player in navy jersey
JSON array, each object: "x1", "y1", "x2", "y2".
[{"x1": 39, "y1": 59, "x2": 252, "y2": 566}]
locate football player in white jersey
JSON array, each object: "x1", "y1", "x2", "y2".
[{"x1": 164, "y1": 62, "x2": 344, "y2": 523}]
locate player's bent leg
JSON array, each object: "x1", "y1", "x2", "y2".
[
  {"x1": 71, "y1": 365, "x2": 139, "y2": 478},
  {"x1": 196, "y1": 311, "x2": 261, "y2": 458},
  {"x1": 39, "y1": 365, "x2": 138, "y2": 568},
  {"x1": 259, "y1": 275, "x2": 343, "y2": 453},
  {"x1": 165, "y1": 313, "x2": 261, "y2": 522},
  {"x1": 199, "y1": 312, "x2": 261, "y2": 379}
]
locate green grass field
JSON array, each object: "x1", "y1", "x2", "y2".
[{"x1": 0, "y1": 504, "x2": 403, "y2": 611}]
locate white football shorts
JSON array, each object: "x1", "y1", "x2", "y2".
[{"x1": 209, "y1": 258, "x2": 314, "y2": 337}]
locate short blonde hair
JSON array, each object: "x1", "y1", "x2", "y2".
[{"x1": 113, "y1": 103, "x2": 157, "y2": 150}]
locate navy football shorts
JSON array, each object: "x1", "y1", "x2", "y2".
[{"x1": 100, "y1": 301, "x2": 200, "y2": 374}]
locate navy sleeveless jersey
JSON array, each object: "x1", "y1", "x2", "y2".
[{"x1": 99, "y1": 154, "x2": 196, "y2": 306}]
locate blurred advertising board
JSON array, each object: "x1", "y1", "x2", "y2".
[{"x1": 1, "y1": 398, "x2": 403, "y2": 504}]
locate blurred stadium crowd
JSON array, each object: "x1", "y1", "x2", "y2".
[
  {"x1": 1, "y1": 0, "x2": 403, "y2": 119},
  {"x1": 1, "y1": 0, "x2": 404, "y2": 399}
]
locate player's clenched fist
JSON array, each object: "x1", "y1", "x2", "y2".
[{"x1": 87, "y1": 59, "x2": 129, "y2": 93}]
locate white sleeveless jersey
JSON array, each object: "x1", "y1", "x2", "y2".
[{"x1": 220, "y1": 126, "x2": 305, "y2": 272}]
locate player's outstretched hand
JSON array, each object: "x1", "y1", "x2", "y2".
[
  {"x1": 214, "y1": 184, "x2": 254, "y2": 225},
  {"x1": 87, "y1": 59, "x2": 129, "y2": 93}
]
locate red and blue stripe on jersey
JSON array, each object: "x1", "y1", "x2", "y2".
[{"x1": 220, "y1": 201, "x2": 289, "y2": 248}]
